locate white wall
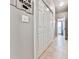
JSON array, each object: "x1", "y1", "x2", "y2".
[{"x1": 10, "y1": 1, "x2": 34, "y2": 59}]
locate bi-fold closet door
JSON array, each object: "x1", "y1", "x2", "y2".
[{"x1": 34, "y1": 0, "x2": 55, "y2": 58}]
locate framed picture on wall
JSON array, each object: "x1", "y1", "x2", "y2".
[{"x1": 17, "y1": 0, "x2": 34, "y2": 14}]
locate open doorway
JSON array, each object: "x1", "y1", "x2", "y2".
[{"x1": 57, "y1": 17, "x2": 65, "y2": 37}]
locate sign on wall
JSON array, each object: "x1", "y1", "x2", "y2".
[{"x1": 17, "y1": 0, "x2": 33, "y2": 14}]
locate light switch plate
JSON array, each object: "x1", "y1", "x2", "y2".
[{"x1": 22, "y1": 15, "x2": 30, "y2": 23}]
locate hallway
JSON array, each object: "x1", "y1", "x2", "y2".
[
  {"x1": 39, "y1": 35, "x2": 68, "y2": 59},
  {"x1": 10, "y1": 0, "x2": 68, "y2": 59}
]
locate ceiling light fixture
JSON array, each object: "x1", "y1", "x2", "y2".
[{"x1": 59, "y1": 2, "x2": 64, "y2": 7}]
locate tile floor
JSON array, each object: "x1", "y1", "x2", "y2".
[{"x1": 39, "y1": 35, "x2": 68, "y2": 59}]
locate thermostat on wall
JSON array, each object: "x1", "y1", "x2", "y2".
[{"x1": 22, "y1": 15, "x2": 30, "y2": 23}]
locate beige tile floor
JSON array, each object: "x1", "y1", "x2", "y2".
[{"x1": 39, "y1": 35, "x2": 68, "y2": 59}]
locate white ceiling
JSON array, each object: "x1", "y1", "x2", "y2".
[
  {"x1": 53, "y1": 0, "x2": 68, "y2": 13},
  {"x1": 44, "y1": 0, "x2": 68, "y2": 19}
]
